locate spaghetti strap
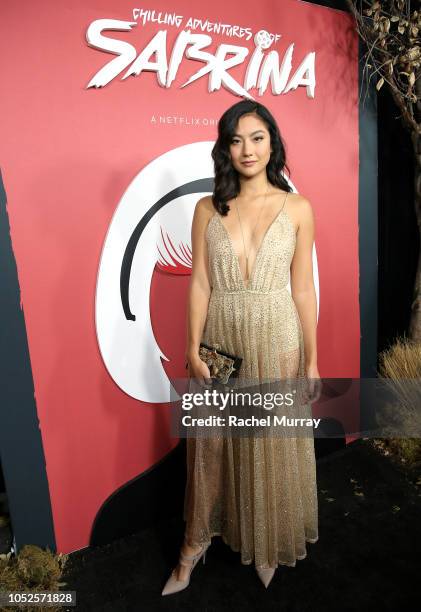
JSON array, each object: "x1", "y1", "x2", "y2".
[{"x1": 281, "y1": 190, "x2": 288, "y2": 212}]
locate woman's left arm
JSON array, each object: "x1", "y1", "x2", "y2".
[{"x1": 290, "y1": 197, "x2": 319, "y2": 381}]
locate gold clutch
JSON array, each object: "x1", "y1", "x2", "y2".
[{"x1": 185, "y1": 342, "x2": 243, "y2": 385}]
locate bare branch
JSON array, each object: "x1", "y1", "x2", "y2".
[{"x1": 345, "y1": 0, "x2": 420, "y2": 134}]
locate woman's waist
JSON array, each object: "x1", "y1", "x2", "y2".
[{"x1": 211, "y1": 286, "x2": 289, "y2": 297}]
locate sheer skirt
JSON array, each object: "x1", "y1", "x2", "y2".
[{"x1": 183, "y1": 289, "x2": 319, "y2": 569}]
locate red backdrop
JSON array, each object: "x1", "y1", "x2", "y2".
[{"x1": 0, "y1": 0, "x2": 359, "y2": 553}]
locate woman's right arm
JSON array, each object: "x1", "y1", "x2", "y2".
[{"x1": 185, "y1": 197, "x2": 213, "y2": 383}]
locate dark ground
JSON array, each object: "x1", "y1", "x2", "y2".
[{"x1": 61, "y1": 438, "x2": 421, "y2": 611}]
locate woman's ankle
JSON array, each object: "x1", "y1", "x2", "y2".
[{"x1": 182, "y1": 537, "x2": 203, "y2": 553}]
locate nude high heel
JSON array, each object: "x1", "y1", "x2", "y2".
[
  {"x1": 256, "y1": 567, "x2": 276, "y2": 588},
  {"x1": 161, "y1": 540, "x2": 211, "y2": 596}
]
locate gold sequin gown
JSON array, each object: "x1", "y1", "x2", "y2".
[{"x1": 183, "y1": 193, "x2": 319, "y2": 569}]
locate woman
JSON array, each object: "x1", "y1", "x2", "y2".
[{"x1": 162, "y1": 99, "x2": 320, "y2": 595}]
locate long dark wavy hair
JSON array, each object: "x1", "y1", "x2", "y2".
[{"x1": 211, "y1": 99, "x2": 292, "y2": 215}]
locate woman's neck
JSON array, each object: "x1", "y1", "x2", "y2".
[{"x1": 237, "y1": 172, "x2": 271, "y2": 199}]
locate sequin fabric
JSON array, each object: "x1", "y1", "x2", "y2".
[{"x1": 183, "y1": 193, "x2": 319, "y2": 569}]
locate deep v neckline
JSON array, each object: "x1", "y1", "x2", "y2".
[{"x1": 216, "y1": 192, "x2": 290, "y2": 289}]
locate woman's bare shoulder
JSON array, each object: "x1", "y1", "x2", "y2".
[
  {"x1": 288, "y1": 191, "x2": 312, "y2": 205},
  {"x1": 285, "y1": 192, "x2": 314, "y2": 231},
  {"x1": 195, "y1": 195, "x2": 216, "y2": 218},
  {"x1": 288, "y1": 192, "x2": 314, "y2": 213}
]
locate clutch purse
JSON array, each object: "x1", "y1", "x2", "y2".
[{"x1": 185, "y1": 342, "x2": 243, "y2": 385}]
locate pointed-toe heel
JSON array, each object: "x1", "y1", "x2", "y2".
[
  {"x1": 256, "y1": 567, "x2": 276, "y2": 588},
  {"x1": 161, "y1": 541, "x2": 211, "y2": 596}
]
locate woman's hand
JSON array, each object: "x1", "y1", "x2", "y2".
[
  {"x1": 304, "y1": 363, "x2": 322, "y2": 404},
  {"x1": 185, "y1": 353, "x2": 213, "y2": 388}
]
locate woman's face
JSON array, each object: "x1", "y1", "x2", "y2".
[{"x1": 229, "y1": 113, "x2": 272, "y2": 177}]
